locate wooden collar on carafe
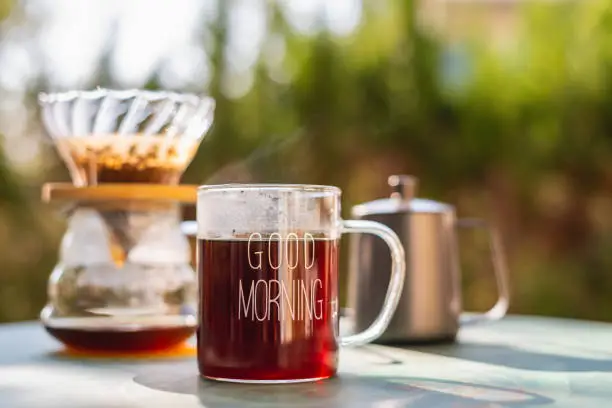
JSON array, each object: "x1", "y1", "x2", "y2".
[{"x1": 41, "y1": 183, "x2": 198, "y2": 205}]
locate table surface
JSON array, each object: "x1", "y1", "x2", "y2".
[{"x1": 0, "y1": 315, "x2": 611, "y2": 408}]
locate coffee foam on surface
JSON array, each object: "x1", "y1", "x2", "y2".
[{"x1": 196, "y1": 188, "x2": 340, "y2": 240}]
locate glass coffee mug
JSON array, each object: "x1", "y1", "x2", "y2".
[{"x1": 196, "y1": 184, "x2": 406, "y2": 383}]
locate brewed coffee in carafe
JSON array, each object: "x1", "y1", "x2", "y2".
[{"x1": 39, "y1": 89, "x2": 215, "y2": 353}]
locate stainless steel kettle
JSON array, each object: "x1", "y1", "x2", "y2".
[{"x1": 346, "y1": 175, "x2": 509, "y2": 343}]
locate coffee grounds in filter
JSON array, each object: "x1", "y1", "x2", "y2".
[{"x1": 55, "y1": 134, "x2": 200, "y2": 185}]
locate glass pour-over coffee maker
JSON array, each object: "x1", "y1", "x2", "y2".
[{"x1": 38, "y1": 89, "x2": 215, "y2": 352}]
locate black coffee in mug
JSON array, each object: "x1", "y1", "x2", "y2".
[{"x1": 197, "y1": 236, "x2": 339, "y2": 381}]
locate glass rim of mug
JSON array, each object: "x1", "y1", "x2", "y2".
[{"x1": 197, "y1": 183, "x2": 341, "y2": 194}]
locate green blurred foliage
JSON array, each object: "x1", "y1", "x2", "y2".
[{"x1": 2, "y1": 0, "x2": 612, "y2": 322}]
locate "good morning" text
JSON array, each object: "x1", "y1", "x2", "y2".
[{"x1": 238, "y1": 233, "x2": 324, "y2": 322}]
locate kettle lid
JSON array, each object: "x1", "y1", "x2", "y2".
[{"x1": 351, "y1": 175, "x2": 453, "y2": 217}]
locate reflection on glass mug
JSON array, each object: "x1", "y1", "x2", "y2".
[{"x1": 196, "y1": 184, "x2": 406, "y2": 383}]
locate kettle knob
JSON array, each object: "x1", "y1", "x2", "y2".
[{"x1": 388, "y1": 175, "x2": 418, "y2": 201}]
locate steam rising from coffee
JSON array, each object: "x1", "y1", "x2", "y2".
[{"x1": 202, "y1": 129, "x2": 306, "y2": 185}]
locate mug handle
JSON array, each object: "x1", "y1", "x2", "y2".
[
  {"x1": 456, "y1": 218, "x2": 510, "y2": 326},
  {"x1": 181, "y1": 221, "x2": 197, "y2": 237},
  {"x1": 339, "y1": 220, "x2": 406, "y2": 347}
]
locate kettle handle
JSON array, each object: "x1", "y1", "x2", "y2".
[{"x1": 457, "y1": 218, "x2": 510, "y2": 326}]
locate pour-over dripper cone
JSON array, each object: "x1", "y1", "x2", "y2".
[{"x1": 38, "y1": 89, "x2": 215, "y2": 186}]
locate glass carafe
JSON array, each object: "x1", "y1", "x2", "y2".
[{"x1": 41, "y1": 189, "x2": 197, "y2": 353}]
